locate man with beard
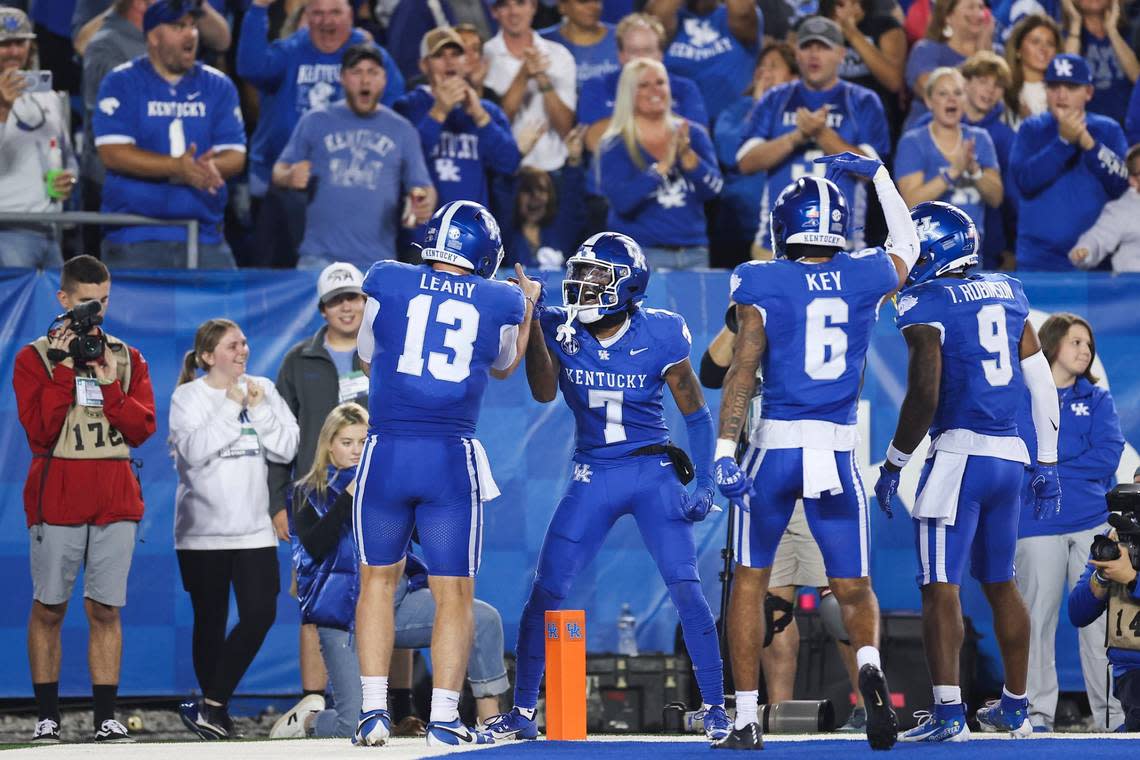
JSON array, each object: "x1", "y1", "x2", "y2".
[
  {"x1": 273, "y1": 45, "x2": 435, "y2": 270},
  {"x1": 238, "y1": 0, "x2": 405, "y2": 266},
  {"x1": 93, "y1": 0, "x2": 246, "y2": 268}
]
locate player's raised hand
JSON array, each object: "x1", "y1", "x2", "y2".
[
  {"x1": 813, "y1": 151, "x2": 883, "y2": 182},
  {"x1": 714, "y1": 456, "x2": 752, "y2": 510},
  {"x1": 1031, "y1": 463, "x2": 1062, "y2": 519},
  {"x1": 680, "y1": 486, "x2": 720, "y2": 522},
  {"x1": 873, "y1": 464, "x2": 899, "y2": 518},
  {"x1": 512, "y1": 263, "x2": 544, "y2": 309}
]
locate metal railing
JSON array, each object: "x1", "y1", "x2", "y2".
[{"x1": 0, "y1": 212, "x2": 201, "y2": 268}]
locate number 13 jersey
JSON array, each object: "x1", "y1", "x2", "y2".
[
  {"x1": 730, "y1": 249, "x2": 898, "y2": 426},
  {"x1": 359, "y1": 260, "x2": 525, "y2": 437}
]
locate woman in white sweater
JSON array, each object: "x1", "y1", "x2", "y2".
[{"x1": 169, "y1": 318, "x2": 299, "y2": 740}]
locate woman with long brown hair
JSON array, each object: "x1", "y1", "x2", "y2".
[
  {"x1": 169, "y1": 318, "x2": 299, "y2": 740},
  {"x1": 1003, "y1": 14, "x2": 1061, "y2": 125}
]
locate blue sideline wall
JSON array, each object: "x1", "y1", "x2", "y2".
[{"x1": 0, "y1": 268, "x2": 1137, "y2": 697}]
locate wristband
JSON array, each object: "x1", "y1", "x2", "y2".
[
  {"x1": 885, "y1": 442, "x2": 912, "y2": 469},
  {"x1": 715, "y1": 438, "x2": 737, "y2": 461},
  {"x1": 1093, "y1": 570, "x2": 1109, "y2": 585}
]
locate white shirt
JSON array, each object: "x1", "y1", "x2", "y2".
[
  {"x1": 0, "y1": 90, "x2": 73, "y2": 213},
  {"x1": 169, "y1": 376, "x2": 299, "y2": 550},
  {"x1": 484, "y1": 31, "x2": 577, "y2": 172}
]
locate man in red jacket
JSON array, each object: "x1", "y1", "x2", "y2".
[{"x1": 13, "y1": 255, "x2": 156, "y2": 744}]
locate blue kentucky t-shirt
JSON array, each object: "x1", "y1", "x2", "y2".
[
  {"x1": 664, "y1": 5, "x2": 762, "y2": 123},
  {"x1": 277, "y1": 102, "x2": 432, "y2": 269},
  {"x1": 538, "y1": 23, "x2": 620, "y2": 91}
]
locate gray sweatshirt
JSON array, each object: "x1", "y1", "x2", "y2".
[{"x1": 1073, "y1": 188, "x2": 1140, "y2": 273}]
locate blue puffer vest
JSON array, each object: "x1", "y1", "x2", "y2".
[{"x1": 293, "y1": 466, "x2": 359, "y2": 630}]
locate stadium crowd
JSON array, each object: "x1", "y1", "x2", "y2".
[{"x1": 1, "y1": 0, "x2": 1140, "y2": 271}]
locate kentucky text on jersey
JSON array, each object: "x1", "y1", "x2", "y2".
[
  {"x1": 434, "y1": 132, "x2": 480, "y2": 161},
  {"x1": 562, "y1": 367, "x2": 649, "y2": 389},
  {"x1": 948, "y1": 278, "x2": 1014, "y2": 303},
  {"x1": 668, "y1": 36, "x2": 733, "y2": 59},
  {"x1": 146, "y1": 101, "x2": 208, "y2": 118},
  {"x1": 323, "y1": 130, "x2": 395, "y2": 157},
  {"x1": 419, "y1": 273, "x2": 476, "y2": 299},
  {"x1": 296, "y1": 64, "x2": 342, "y2": 84}
]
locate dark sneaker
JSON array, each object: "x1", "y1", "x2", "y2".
[
  {"x1": 837, "y1": 706, "x2": 866, "y2": 733},
  {"x1": 711, "y1": 721, "x2": 764, "y2": 750},
  {"x1": 32, "y1": 718, "x2": 61, "y2": 743},
  {"x1": 94, "y1": 718, "x2": 135, "y2": 743},
  {"x1": 858, "y1": 664, "x2": 899, "y2": 750}
]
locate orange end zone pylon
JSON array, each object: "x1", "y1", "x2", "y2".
[{"x1": 544, "y1": 609, "x2": 587, "y2": 740}]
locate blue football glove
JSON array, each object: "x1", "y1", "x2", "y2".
[
  {"x1": 1031, "y1": 463, "x2": 1061, "y2": 519},
  {"x1": 813, "y1": 152, "x2": 884, "y2": 183},
  {"x1": 873, "y1": 465, "x2": 900, "y2": 519},
  {"x1": 715, "y1": 456, "x2": 752, "y2": 511},
  {"x1": 680, "y1": 486, "x2": 718, "y2": 522}
]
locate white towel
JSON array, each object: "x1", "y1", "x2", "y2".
[
  {"x1": 912, "y1": 450, "x2": 968, "y2": 525},
  {"x1": 469, "y1": 438, "x2": 501, "y2": 502},
  {"x1": 802, "y1": 448, "x2": 844, "y2": 499}
]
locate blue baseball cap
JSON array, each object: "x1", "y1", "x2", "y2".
[
  {"x1": 143, "y1": 0, "x2": 203, "y2": 34},
  {"x1": 1045, "y1": 53, "x2": 1092, "y2": 86}
]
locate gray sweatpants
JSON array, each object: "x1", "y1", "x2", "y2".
[{"x1": 1015, "y1": 525, "x2": 1123, "y2": 730}]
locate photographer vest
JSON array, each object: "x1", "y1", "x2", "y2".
[
  {"x1": 1106, "y1": 584, "x2": 1140, "y2": 652},
  {"x1": 30, "y1": 333, "x2": 133, "y2": 460}
]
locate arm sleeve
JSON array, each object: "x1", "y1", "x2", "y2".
[
  {"x1": 875, "y1": 165, "x2": 921, "y2": 270},
  {"x1": 99, "y1": 348, "x2": 157, "y2": 447},
  {"x1": 679, "y1": 124, "x2": 723, "y2": 201},
  {"x1": 235, "y1": 5, "x2": 287, "y2": 87},
  {"x1": 1011, "y1": 123, "x2": 1079, "y2": 198},
  {"x1": 699, "y1": 348, "x2": 730, "y2": 389},
  {"x1": 479, "y1": 104, "x2": 523, "y2": 176},
  {"x1": 91, "y1": 70, "x2": 136, "y2": 146},
  {"x1": 400, "y1": 120, "x2": 434, "y2": 191},
  {"x1": 13, "y1": 348, "x2": 75, "y2": 450},
  {"x1": 247, "y1": 382, "x2": 300, "y2": 464},
  {"x1": 357, "y1": 298, "x2": 379, "y2": 362},
  {"x1": 599, "y1": 139, "x2": 665, "y2": 216},
  {"x1": 1127, "y1": 79, "x2": 1140, "y2": 147},
  {"x1": 1021, "y1": 349, "x2": 1060, "y2": 463},
  {"x1": 295, "y1": 490, "x2": 353, "y2": 561},
  {"x1": 1058, "y1": 391, "x2": 1125, "y2": 479},
  {"x1": 491, "y1": 323, "x2": 520, "y2": 370},
  {"x1": 735, "y1": 90, "x2": 777, "y2": 165},
  {"x1": 684, "y1": 406, "x2": 716, "y2": 492},
  {"x1": 413, "y1": 109, "x2": 444, "y2": 159},
  {"x1": 1080, "y1": 126, "x2": 1130, "y2": 199},
  {"x1": 1068, "y1": 561, "x2": 1109, "y2": 627},
  {"x1": 168, "y1": 389, "x2": 244, "y2": 467}
]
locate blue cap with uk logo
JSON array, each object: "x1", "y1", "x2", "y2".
[
  {"x1": 143, "y1": 0, "x2": 204, "y2": 34},
  {"x1": 1045, "y1": 53, "x2": 1092, "y2": 86}
]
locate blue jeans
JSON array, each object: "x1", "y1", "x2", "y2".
[
  {"x1": 310, "y1": 587, "x2": 509, "y2": 738},
  {"x1": 642, "y1": 245, "x2": 709, "y2": 271},
  {"x1": 0, "y1": 229, "x2": 63, "y2": 268},
  {"x1": 101, "y1": 239, "x2": 236, "y2": 269}
]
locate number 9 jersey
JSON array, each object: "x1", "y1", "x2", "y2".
[
  {"x1": 730, "y1": 249, "x2": 898, "y2": 426},
  {"x1": 358, "y1": 260, "x2": 525, "y2": 438}
]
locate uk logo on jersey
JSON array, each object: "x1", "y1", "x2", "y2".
[
  {"x1": 573, "y1": 463, "x2": 592, "y2": 483},
  {"x1": 1071, "y1": 402, "x2": 1090, "y2": 416},
  {"x1": 597, "y1": 350, "x2": 610, "y2": 361},
  {"x1": 99, "y1": 97, "x2": 120, "y2": 116},
  {"x1": 435, "y1": 157, "x2": 461, "y2": 182}
]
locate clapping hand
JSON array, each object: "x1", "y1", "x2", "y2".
[
  {"x1": 246, "y1": 379, "x2": 265, "y2": 407},
  {"x1": 522, "y1": 48, "x2": 550, "y2": 78},
  {"x1": 1056, "y1": 109, "x2": 1087, "y2": 144},
  {"x1": 813, "y1": 151, "x2": 884, "y2": 182},
  {"x1": 225, "y1": 380, "x2": 247, "y2": 406}
]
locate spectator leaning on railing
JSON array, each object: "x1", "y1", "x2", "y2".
[
  {"x1": 93, "y1": 0, "x2": 246, "y2": 269},
  {"x1": 0, "y1": 8, "x2": 78, "y2": 269}
]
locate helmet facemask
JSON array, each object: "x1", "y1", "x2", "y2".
[{"x1": 562, "y1": 257, "x2": 630, "y2": 324}]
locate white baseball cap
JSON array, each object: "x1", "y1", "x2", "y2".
[{"x1": 317, "y1": 262, "x2": 365, "y2": 304}]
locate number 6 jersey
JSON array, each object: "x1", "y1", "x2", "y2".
[{"x1": 358, "y1": 260, "x2": 525, "y2": 437}]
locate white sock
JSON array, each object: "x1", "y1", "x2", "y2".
[
  {"x1": 430, "y1": 688, "x2": 461, "y2": 724},
  {"x1": 361, "y1": 676, "x2": 388, "y2": 712},
  {"x1": 516, "y1": 706, "x2": 536, "y2": 720},
  {"x1": 933, "y1": 685, "x2": 961, "y2": 705},
  {"x1": 1002, "y1": 686, "x2": 1027, "y2": 701},
  {"x1": 856, "y1": 646, "x2": 881, "y2": 670},
  {"x1": 734, "y1": 690, "x2": 758, "y2": 730}
]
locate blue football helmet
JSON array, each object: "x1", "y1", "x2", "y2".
[
  {"x1": 906, "y1": 201, "x2": 979, "y2": 287},
  {"x1": 563, "y1": 232, "x2": 649, "y2": 324},
  {"x1": 419, "y1": 200, "x2": 505, "y2": 279},
  {"x1": 769, "y1": 176, "x2": 849, "y2": 256}
]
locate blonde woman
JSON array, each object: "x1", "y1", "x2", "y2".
[
  {"x1": 896, "y1": 67, "x2": 1002, "y2": 245},
  {"x1": 597, "y1": 57, "x2": 722, "y2": 271},
  {"x1": 904, "y1": 0, "x2": 994, "y2": 130},
  {"x1": 169, "y1": 318, "x2": 299, "y2": 740},
  {"x1": 1004, "y1": 14, "x2": 1061, "y2": 125}
]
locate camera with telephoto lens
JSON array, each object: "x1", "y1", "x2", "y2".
[
  {"x1": 1090, "y1": 484, "x2": 1140, "y2": 570},
  {"x1": 50, "y1": 300, "x2": 106, "y2": 365}
]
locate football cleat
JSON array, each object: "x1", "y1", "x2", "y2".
[
  {"x1": 976, "y1": 697, "x2": 1033, "y2": 737},
  {"x1": 31, "y1": 717, "x2": 61, "y2": 743},
  {"x1": 483, "y1": 707, "x2": 538, "y2": 740},
  {"x1": 425, "y1": 718, "x2": 495, "y2": 746},
  {"x1": 898, "y1": 706, "x2": 970, "y2": 743},
  {"x1": 858, "y1": 664, "x2": 899, "y2": 750},
  {"x1": 701, "y1": 705, "x2": 732, "y2": 742},
  {"x1": 353, "y1": 708, "x2": 392, "y2": 746},
  {"x1": 711, "y1": 721, "x2": 763, "y2": 750}
]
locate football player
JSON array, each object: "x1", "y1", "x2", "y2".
[
  {"x1": 351, "y1": 200, "x2": 540, "y2": 747},
  {"x1": 712, "y1": 152, "x2": 921, "y2": 751},
  {"x1": 484, "y1": 232, "x2": 731, "y2": 743},
  {"x1": 873, "y1": 201, "x2": 1061, "y2": 742}
]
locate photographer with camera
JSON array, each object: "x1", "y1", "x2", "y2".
[
  {"x1": 0, "y1": 7, "x2": 78, "y2": 269},
  {"x1": 1069, "y1": 484, "x2": 1140, "y2": 732},
  {"x1": 12, "y1": 255, "x2": 157, "y2": 743}
]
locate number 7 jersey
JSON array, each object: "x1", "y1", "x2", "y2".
[
  {"x1": 730, "y1": 250, "x2": 899, "y2": 425},
  {"x1": 360, "y1": 260, "x2": 525, "y2": 437}
]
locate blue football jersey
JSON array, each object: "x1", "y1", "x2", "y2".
[
  {"x1": 731, "y1": 249, "x2": 898, "y2": 425},
  {"x1": 541, "y1": 307, "x2": 692, "y2": 459},
  {"x1": 361, "y1": 261, "x2": 525, "y2": 437},
  {"x1": 895, "y1": 272, "x2": 1030, "y2": 438},
  {"x1": 92, "y1": 57, "x2": 246, "y2": 245}
]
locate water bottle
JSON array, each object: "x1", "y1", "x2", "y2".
[
  {"x1": 43, "y1": 138, "x2": 65, "y2": 200},
  {"x1": 617, "y1": 602, "x2": 638, "y2": 657}
]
